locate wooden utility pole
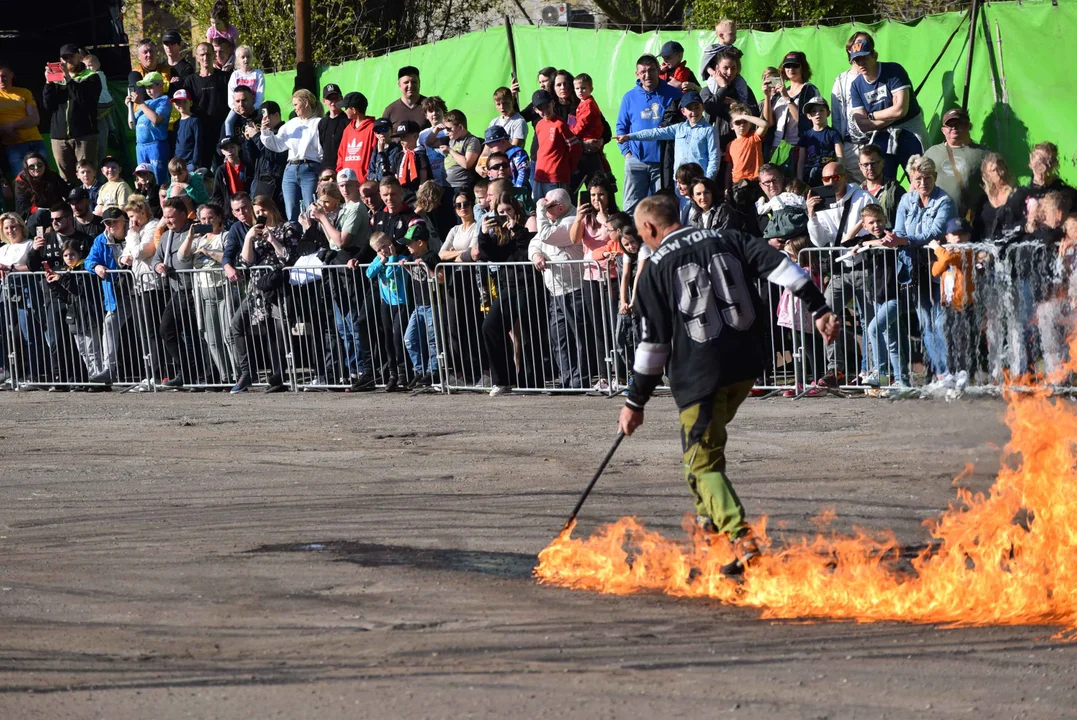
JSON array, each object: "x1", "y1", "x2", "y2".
[{"x1": 294, "y1": 0, "x2": 317, "y2": 95}]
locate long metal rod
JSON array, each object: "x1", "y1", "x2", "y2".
[
  {"x1": 961, "y1": 0, "x2": 980, "y2": 110},
  {"x1": 561, "y1": 431, "x2": 626, "y2": 532}
]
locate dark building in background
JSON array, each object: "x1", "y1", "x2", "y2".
[{"x1": 0, "y1": 0, "x2": 130, "y2": 133}]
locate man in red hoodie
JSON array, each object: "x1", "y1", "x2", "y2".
[{"x1": 337, "y1": 92, "x2": 375, "y2": 182}]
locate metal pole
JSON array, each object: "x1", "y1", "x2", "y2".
[
  {"x1": 961, "y1": 0, "x2": 979, "y2": 110},
  {"x1": 560, "y1": 431, "x2": 626, "y2": 533}
]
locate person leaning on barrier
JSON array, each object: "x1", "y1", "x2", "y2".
[
  {"x1": 371, "y1": 177, "x2": 424, "y2": 255},
  {"x1": 228, "y1": 195, "x2": 300, "y2": 394},
  {"x1": 806, "y1": 160, "x2": 876, "y2": 388},
  {"x1": 120, "y1": 195, "x2": 163, "y2": 390},
  {"x1": 0, "y1": 212, "x2": 32, "y2": 387},
  {"x1": 43, "y1": 238, "x2": 105, "y2": 387},
  {"x1": 84, "y1": 207, "x2": 134, "y2": 386},
  {"x1": 531, "y1": 187, "x2": 586, "y2": 390},
  {"x1": 401, "y1": 229, "x2": 442, "y2": 389},
  {"x1": 438, "y1": 188, "x2": 484, "y2": 384},
  {"x1": 179, "y1": 202, "x2": 233, "y2": 383},
  {"x1": 221, "y1": 192, "x2": 255, "y2": 282},
  {"x1": 153, "y1": 197, "x2": 206, "y2": 389},
  {"x1": 977, "y1": 153, "x2": 1024, "y2": 244},
  {"x1": 889, "y1": 154, "x2": 957, "y2": 386}
]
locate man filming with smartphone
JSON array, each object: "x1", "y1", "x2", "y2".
[
  {"x1": 41, "y1": 44, "x2": 102, "y2": 183},
  {"x1": 805, "y1": 160, "x2": 875, "y2": 389}
]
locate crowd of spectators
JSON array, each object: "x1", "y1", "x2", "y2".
[{"x1": 0, "y1": 19, "x2": 1074, "y2": 397}]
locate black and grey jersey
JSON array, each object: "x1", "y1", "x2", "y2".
[{"x1": 626, "y1": 227, "x2": 829, "y2": 410}]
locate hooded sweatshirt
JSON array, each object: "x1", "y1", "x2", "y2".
[
  {"x1": 615, "y1": 80, "x2": 682, "y2": 165},
  {"x1": 40, "y1": 65, "x2": 102, "y2": 140},
  {"x1": 337, "y1": 117, "x2": 376, "y2": 182}
]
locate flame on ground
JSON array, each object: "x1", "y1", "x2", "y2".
[{"x1": 535, "y1": 337, "x2": 1077, "y2": 633}]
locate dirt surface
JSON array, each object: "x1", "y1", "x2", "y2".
[{"x1": 1, "y1": 390, "x2": 1074, "y2": 719}]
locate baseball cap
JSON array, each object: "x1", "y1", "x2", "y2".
[
  {"x1": 781, "y1": 52, "x2": 802, "y2": 67},
  {"x1": 393, "y1": 120, "x2": 421, "y2": 137},
  {"x1": 340, "y1": 91, "x2": 367, "y2": 111},
  {"x1": 659, "y1": 40, "x2": 684, "y2": 58},
  {"x1": 172, "y1": 89, "x2": 189, "y2": 102},
  {"x1": 67, "y1": 187, "x2": 89, "y2": 204},
  {"x1": 848, "y1": 36, "x2": 875, "y2": 60},
  {"x1": 162, "y1": 29, "x2": 183, "y2": 45},
  {"x1": 531, "y1": 89, "x2": 553, "y2": 108},
  {"x1": 373, "y1": 117, "x2": 391, "y2": 134},
  {"x1": 398, "y1": 65, "x2": 419, "y2": 79},
  {"x1": 804, "y1": 96, "x2": 829, "y2": 112},
  {"x1": 403, "y1": 218, "x2": 430, "y2": 244},
  {"x1": 136, "y1": 71, "x2": 165, "y2": 86},
  {"x1": 942, "y1": 107, "x2": 970, "y2": 126},
  {"x1": 217, "y1": 135, "x2": 241, "y2": 150},
  {"x1": 102, "y1": 207, "x2": 127, "y2": 222},
  {"x1": 59, "y1": 43, "x2": 80, "y2": 58},
  {"x1": 101, "y1": 155, "x2": 120, "y2": 168},
  {"x1": 134, "y1": 163, "x2": 155, "y2": 175},
  {"x1": 336, "y1": 168, "x2": 358, "y2": 184},
  {"x1": 484, "y1": 125, "x2": 510, "y2": 144},
  {"x1": 322, "y1": 83, "x2": 342, "y2": 99},
  {"x1": 680, "y1": 90, "x2": 703, "y2": 108},
  {"x1": 261, "y1": 100, "x2": 281, "y2": 116},
  {"x1": 945, "y1": 217, "x2": 971, "y2": 235}
]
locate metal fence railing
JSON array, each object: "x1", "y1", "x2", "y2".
[{"x1": 0, "y1": 243, "x2": 1070, "y2": 396}]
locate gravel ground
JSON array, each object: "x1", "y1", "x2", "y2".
[{"x1": 0, "y1": 390, "x2": 1074, "y2": 719}]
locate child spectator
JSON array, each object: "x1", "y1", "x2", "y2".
[
  {"x1": 658, "y1": 41, "x2": 699, "y2": 89},
  {"x1": 172, "y1": 89, "x2": 202, "y2": 171},
  {"x1": 207, "y1": 0, "x2": 240, "y2": 46},
  {"x1": 855, "y1": 203, "x2": 909, "y2": 388},
  {"x1": 168, "y1": 157, "x2": 210, "y2": 206},
  {"x1": 95, "y1": 156, "x2": 133, "y2": 215},
  {"x1": 593, "y1": 211, "x2": 642, "y2": 389},
  {"x1": 418, "y1": 96, "x2": 449, "y2": 187},
  {"x1": 930, "y1": 217, "x2": 978, "y2": 386},
  {"x1": 531, "y1": 89, "x2": 581, "y2": 201},
  {"x1": 776, "y1": 235, "x2": 825, "y2": 396},
  {"x1": 615, "y1": 91, "x2": 718, "y2": 183},
  {"x1": 725, "y1": 103, "x2": 768, "y2": 184},
  {"x1": 75, "y1": 160, "x2": 103, "y2": 207},
  {"x1": 488, "y1": 86, "x2": 527, "y2": 148},
  {"x1": 797, "y1": 97, "x2": 843, "y2": 185},
  {"x1": 369, "y1": 120, "x2": 431, "y2": 200},
  {"x1": 483, "y1": 127, "x2": 530, "y2": 189},
  {"x1": 688, "y1": 176, "x2": 736, "y2": 230},
  {"x1": 364, "y1": 230, "x2": 410, "y2": 392},
  {"x1": 43, "y1": 238, "x2": 104, "y2": 381},
  {"x1": 82, "y1": 54, "x2": 114, "y2": 157},
  {"x1": 211, "y1": 136, "x2": 250, "y2": 213},
  {"x1": 224, "y1": 46, "x2": 264, "y2": 138},
  {"x1": 402, "y1": 227, "x2": 441, "y2": 388},
  {"x1": 761, "y1": 66, "x2": 793, "y2": 165},
  {"x1": 570, "y1": 73, "x2": 610, "y2": 186}
]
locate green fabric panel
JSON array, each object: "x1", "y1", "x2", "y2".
[{"x1": 260, "y1": 1, "x2": 1070, "y2": 192}]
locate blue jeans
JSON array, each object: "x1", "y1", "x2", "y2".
[
  {"x1": 282, "y1": 161, "x2": 319, "y2": 222},
  {"x1": 136, "y1": 140, "x2": 171, "y2": 185},
  {"x1": 622, "y1": 155, "x2": 662, "y2": 214},
  {"x1": 333, "y1": 301, "x2": 365, "y2": 376},
  {"x1": 404, "y1": 304, "x2": 438, "y2": 375},
  {"x1": 868, "y1": 299, "x2": 909, "y2": 384},
  {"x1": 4, "y1": 139, "x2": 47, "y2": 177},
  {"x1": 916, "y1": 293, "x2": 949, "y2": 378}
]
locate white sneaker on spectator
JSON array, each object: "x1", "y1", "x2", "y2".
[
  {"x1": 130, "y1": 379, "x2": 152, "y2": 393},
  {"x1": 489, "y1": 385, "x2": 511, "y2": 397},
  {"x1": 592, "y1": 378, "x2": 610, "y2": 392},
  {"x1": 955, "y1": 370, "x2": 969, "y2": 392},
  {"x1": 938, "y1": 372, "x2": 957, "y2": 389},
  {"x1": 860, "y1": 371, "x2": 881, "y2": 387}
]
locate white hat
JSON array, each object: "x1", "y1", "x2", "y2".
[{"x1": 336, "y1": 168, "x2": 358, "y2": 184}]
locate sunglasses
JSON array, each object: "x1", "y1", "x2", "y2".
[
  {"x1": 320, "y1": 175, "x2": 334, "y2": 181},
  {"x1": 487, "y1": 163, "x2": 507, "y2": 172},
  {"x1": 453, "y1": 202, "x2": 471, "y2": 209},
  {"x1": 27, "y1": 163, "x2": 45, "y2": 170},
  {"x1": 821, "y1": 174, "x2": 841, "y2": 182},
  {"x1": 783, "y1": 62, "x2": 802, "y2": 69}
]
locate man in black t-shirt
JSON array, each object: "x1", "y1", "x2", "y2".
[
  {"x1": 619, "y1": 193, "x2": 838, "y2": 575},
  {"x1": 370, "y1": 177, "x2": 429, "y2": 255},
  {"x1": 183, "y1": 42, "x2": 230, "y2": 169},
  {"x1": 68, "y1": 187, "x2": 103, "y2": 237},
  {"x1": 318, "y1": 84, "x2": 349, "y2": 171}
]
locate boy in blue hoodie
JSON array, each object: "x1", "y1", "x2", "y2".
[
  {"x1": 364, "y1": 230, "x2": 410, "y2": 391},
  {"x1": 615, "y1": 91, "x2": 719, "y2": 183}
]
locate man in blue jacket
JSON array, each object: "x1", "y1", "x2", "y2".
[
  {"x1": 615, "y1": 91, "x2": 719, "y2": 182},
  {"x1": 85, "y1": 207, "x2": 132, "y2": 385},
  {"x1": 616, "y1": 55, "x2": 682, "y2": 213}
]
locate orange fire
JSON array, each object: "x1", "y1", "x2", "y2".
[{"x1": 536, "y1": 340, "x2": 1077, "y2": 633}]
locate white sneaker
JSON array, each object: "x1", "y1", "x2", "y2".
[
  {"x1": 591, "y1": 378, "x2": 610, "y2": 392},
  {"x1": 938, "y1": 372, "x2": 956, "y2": 389},
  {"x1": 130, "y1": 378, "x2": 152, "y2": 393},
  {"x1": 955, "y1": 370, "x2": 969, "y2": 392},
  {"x1": 489, "y1": 385, "x2": 511, "y2": 397}
]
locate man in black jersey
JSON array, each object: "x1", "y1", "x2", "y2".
[{"x1": 619, "y1": 193, "x2": 839, "y2": 573}]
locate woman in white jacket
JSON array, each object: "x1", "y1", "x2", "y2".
[{"x1": 260, "y1": 89, "x2": 322, "y2": 222}]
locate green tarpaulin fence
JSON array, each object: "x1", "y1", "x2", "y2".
[{"x1": 253, "y1": 1, "x2": 1071, "y2": 190}]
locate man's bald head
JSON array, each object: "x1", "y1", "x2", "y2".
[
  {"x1": 823, "y1": 161, "x2": 844, "y2": 180},
  {"x1": 634, "y1": 193, "x2": 681, "y2": 250}
]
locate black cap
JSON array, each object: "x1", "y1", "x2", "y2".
[
  {"x1": 59, "y1": 43, "x2": 80, "y2": 58},
  {"x1": 261, "y1": 100, "x2": 281, "y2": 117},
  {"x1": 531, "y1": 89, "x2": 553, "y2": 108},
  {"x1": 102, "y1": 207, "x2": 127, "y2": 222},
  {"x1": 398, "y1": 65, "x2": 419, "y2": 79},
  {"x1": 322, "y1": 83, "x2": 342, "y2": 99},
  {"x1": 100, "y1": 155, "x2": 120, "y2": 168},
  {"x1": 217, "y1": 135, "x2": 241, "y2": 151},
  {"x1": 393, "y1": 120, "x2": 421, "y2": 137},
  {"x1": 67, "y1": 187, "x2": 89, "y2": 204},
  {"x1": 340, "y1": 91, "x2": 368, "y2": 112},
  {"x1": 484, "y1": 125, "x2": 510, "y2": 144},
  {"x1": 373, "y1": 117, "x2": 391, "y2": 134},
  {"x1": 162, "y1": 29, "x2": 183, "y2": 45}
]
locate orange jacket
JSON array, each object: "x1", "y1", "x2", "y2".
[{"x1": 931, "y1": 246, "x2": 975, "y2": 312}]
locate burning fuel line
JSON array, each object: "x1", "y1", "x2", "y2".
[{"x1": 535, "y1": 358, "x2": 1077, "y2": 634}]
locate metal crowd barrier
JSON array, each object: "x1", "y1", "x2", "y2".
[{"x1": 3, "y1": 242, "x2": 1068, "y2": 397}]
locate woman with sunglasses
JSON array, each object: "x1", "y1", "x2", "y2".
[
  {"x1": 438, "y1": 188, "x2": 484, "y2": 382},
  {"x1": 14, "y1": 152, "x2": 68, "y2": 232}
]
